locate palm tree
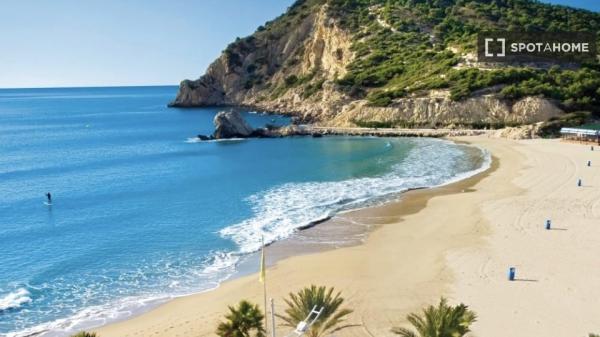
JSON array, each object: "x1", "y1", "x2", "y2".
[
  {"x1": 216, "y1": 300, "x2": 266, "y2": 337},
  {"x1": 70, "y1": 332, "x2": 97, "y2": 337},
  {"x1": 391, "y1": 298, "x2": 477, "y2": 337},
  {"x1": 276, "y1": 285, "x2": 354, "y2": 337}
]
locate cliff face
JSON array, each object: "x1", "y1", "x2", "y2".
[
  {"x1": 172, "y1": 3, "x2": 353, "y2": 121},
  {"x1": 171, "y1": 4, "x2": 353, "y2": 112},
  {"x1": 168, "y1": 0, "x2": 600, "y2": 127},
  {"x1": 330, "y1": 95, "x2": 563, "y2": 127}
]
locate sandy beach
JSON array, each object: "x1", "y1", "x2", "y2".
[{"x1": 95, "y1": 136, "x2": 600, "y2": 337}]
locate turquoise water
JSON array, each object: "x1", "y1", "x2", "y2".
[{"x1": 0, "y1": 86, "x2": 489, "y2": 336}]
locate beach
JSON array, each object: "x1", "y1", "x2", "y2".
[
  {"x1": 0, "y1": 87, "x2": 488, "y2": 336},
  {"x1": 95, "y1": 136, "x2": 600, "y2": 337}
]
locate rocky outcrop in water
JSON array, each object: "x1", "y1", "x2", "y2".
[
  {"x1": 491, "y1": 123, "x2": 543, "y2": 140},
  {"x1": 213, "y1": 111, "x2": 254, "y2": 139}
]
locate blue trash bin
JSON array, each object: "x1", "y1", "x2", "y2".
[
  {"x1": 546, "y1": 220, "x2": 551, "y2": 230},
  {"x1": 508, "y1": 267, "x2": 516, "y2": 281},
  {"x1": 578, "y1": 179, "x2": 582, "y2": 187}
]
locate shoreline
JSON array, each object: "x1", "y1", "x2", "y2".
[
  {"x1": 94, "y1": 136, "x2": 600, "y2": 337},
  {"x1": 93, "y1": 136, "x2": 498, "y2": 337},
  {"x1": 28, "y1": 136, "x2": 600, "y2": 337},
  {"x1": 9, "y1": 136, "x2": 488, "y2": 337}
]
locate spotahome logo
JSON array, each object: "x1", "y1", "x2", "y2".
[{"x1": 477, "y1": 31, "x2": 596, "y2": 64}]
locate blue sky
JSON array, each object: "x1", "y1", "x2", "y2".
[{"x1": 0, "y1": 0, "x2": 597, "y2": 88}]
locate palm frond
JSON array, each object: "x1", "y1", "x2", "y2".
[
  {"x1": 391, "y1": 298, "x2": 477, "y2": 337},
  {"x1": 70, "y1": 333, "x2": 97, "y2": 337},
  {"x1": 216, "y1": 300, "x2": 265, "y2": 337},
  {"x1": 276, "y1": 285, "x2": 354, "y2": 337},
  {"x1": 391, "y1": 327, "x2": 418, "y2": 337}
]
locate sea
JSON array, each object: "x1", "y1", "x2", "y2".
[{"x1": 0, "y1": 86, "x2": 490, "y2": 336}]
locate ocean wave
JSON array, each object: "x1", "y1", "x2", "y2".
[
  {"x1": 5, "y1": 251, "x2": 240, "y2": 337},
  {"x1": 200, "y1": 251, "x2": 240, "y2": 274},
  {"x1": 185, "y1": 137, "x2": 247, "y2": 143},
  {"x1": 5, "y1": 294, "x2": 167, "y2": 337},
  {"x1": 0, "y1": 288, "x2": 32, "y2": 312},
  {"x1": 220, "y1": 138, "x2": 491, "y2": 253}
]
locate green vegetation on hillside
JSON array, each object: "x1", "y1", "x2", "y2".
[
  {"x1": 208, "y1": 0, "x2": 600, "y2": 125},
  {"x1": 328, "y1": 0, "x2": 600, "y2": 112},
  {"x1": 537, "y1": 111, "x2": 591, "y2": 136}
]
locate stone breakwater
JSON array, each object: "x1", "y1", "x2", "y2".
[
  {"x1": 271, "y1": 125, "x2": 492, "y2": 138},
  {"x1": 201, "y1": 111, "x2": 491, "y2": 140}
]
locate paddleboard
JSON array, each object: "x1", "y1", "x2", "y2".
[{"x1": 44, "y1": 202, "x2": 52, "y2": 206}]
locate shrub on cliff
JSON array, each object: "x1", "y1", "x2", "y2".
[
  {"x1": 285, "y1": 75, "x2": 299, "y2": 87},
  {"x1": 537, "y1": 111, "x2": 591, "y2": 137},
  {"x1": 328, "y1": 0, "x2": 600, "y2": 109}
]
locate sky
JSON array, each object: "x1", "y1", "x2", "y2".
[
  {"x1": 0, "y1": 0, "x2": 597, "y2": 89},
  {"x1": 0, "y1": 0, "x2": 295, "y2": 88}
]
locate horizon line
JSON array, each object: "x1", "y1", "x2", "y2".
[{"x1": 0, "y1": 83, "x2": 181, "y2": 90}]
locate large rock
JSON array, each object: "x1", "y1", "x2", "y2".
[
  {"x1": 328, "y1": 95, "x2": 563, "y2": 127},
  {"x1": 491, "y1": 122, "x2": 543, "y2": 140},
  {"x1": 213, "y1": 111, "x2": 254, "y2": 139}
]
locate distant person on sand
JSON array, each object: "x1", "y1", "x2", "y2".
[{"x1": 46, "y1": 192, "x2": 52, "y2": 204}]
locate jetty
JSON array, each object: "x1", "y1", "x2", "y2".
[
  {"x1": 203, "y1": 111, "x2": 492, "y2": 140},
  {"x1": 274, "y1": 125, "x2": 492, "y2": 138}
]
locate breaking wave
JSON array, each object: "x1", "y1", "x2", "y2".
[
  {"x1": 220, "y1": 138, "x2": 491, "y2": 253},
  {"x1": 0, "y1": 288, "x2": 32, "y2": 312}
]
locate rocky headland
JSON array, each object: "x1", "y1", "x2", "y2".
[{"x1": 172, "y1": 0, "x2": 599, "y2": 138}]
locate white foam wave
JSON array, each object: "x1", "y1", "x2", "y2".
[
  {"x1": 220, "y1": 138, "x2": 491, "y2": 253},
  {"x1": 0, "y1": 288, "x2": 32, "y2": 312},
  {"x1": 200, "y1": 251, "x2": 240, "y2": 274},
  {"x1": 5, "y1": 295, "x2": 166, "y2": 337},
  {"x1": 185, "y1": 137, "x2": 247, "y2": 143},
  {"x1": 435, "y1": 144, "x2": 491, "y2": 188},
  {"x1": 5, "y1": 251, "x2": 240, "y2": 337},
  {"x1": 185, "y1": 137, "x2": 202, "y2": 143}
]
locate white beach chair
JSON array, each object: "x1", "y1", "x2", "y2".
[{"x1": 285, "y1": 305, "x2": 324, "y2": 337}]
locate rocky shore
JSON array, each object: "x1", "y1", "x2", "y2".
[{"x1": 198, "y1": 110, "x2": 491, "y2": 141}]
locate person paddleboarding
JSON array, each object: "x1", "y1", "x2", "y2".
[{"x1": 45, "y1": 192, "x2": 52, "y2": 205}]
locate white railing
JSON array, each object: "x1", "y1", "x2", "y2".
[{"x1": 560, "y1": 127, "x2": 600, "y2": 136}]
